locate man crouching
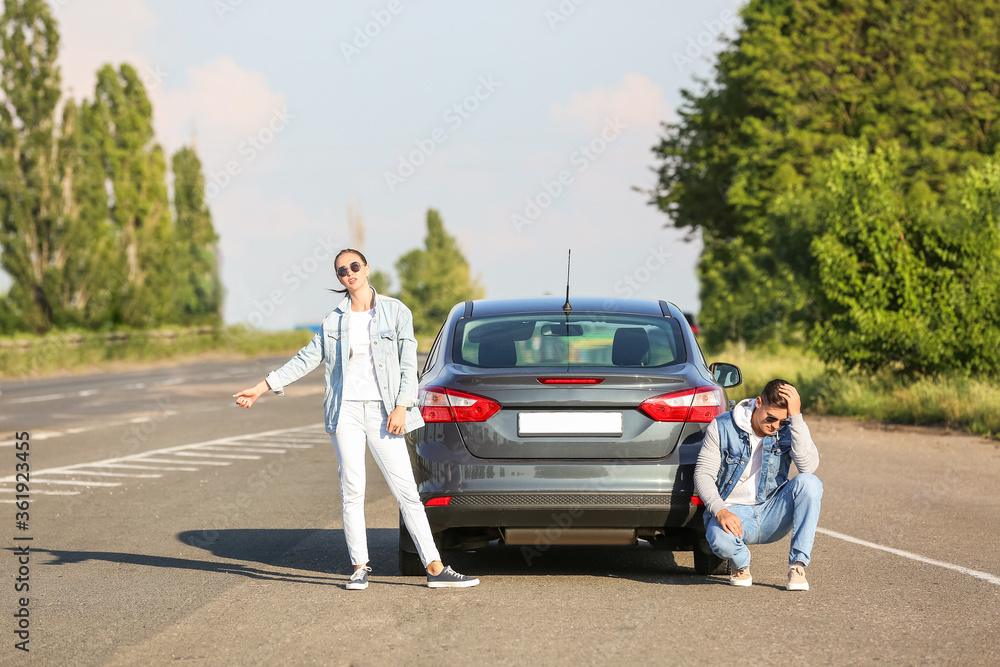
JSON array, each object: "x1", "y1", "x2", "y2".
[{"x1": 694, "y1": 379, "x2": 823, "y2": 590}]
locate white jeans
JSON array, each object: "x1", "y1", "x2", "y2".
[{"x1": 331, "y1": 400, "x2": 441, "y2": 568}]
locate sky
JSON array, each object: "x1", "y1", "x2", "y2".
[{"x1": 11, "y1": 0, "x2": 744, "y2": 329}]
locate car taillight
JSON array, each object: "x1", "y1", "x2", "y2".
[
  {"x1": 419, "y1": 386, "x2": 502, "y2": 423},
  {"x1": 425, "y1": 496, "x2": 452, "y2": 506},
  {"x1": 638, "y1": 386, "x2": 724, "y2": 423}
]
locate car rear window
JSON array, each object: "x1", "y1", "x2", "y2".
[{"x1": 453, "y1": 313, "x2": 686, "y2": 368}]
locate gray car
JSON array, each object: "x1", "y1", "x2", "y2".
[{"x1": 400, "y1": 297, "x2": 742, "y2": 575}]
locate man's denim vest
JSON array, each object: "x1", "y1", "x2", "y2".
[{"x1": 713, "y1": 409, "x2": 793, "y2": 504}]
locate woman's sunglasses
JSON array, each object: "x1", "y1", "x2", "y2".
[{"x1": 337, "y1": 262, "x2": 363, "y2": 277}]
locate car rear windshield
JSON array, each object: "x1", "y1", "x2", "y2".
[{"x1": 453, "y1": 313, "x2": 686, "y2": 368}]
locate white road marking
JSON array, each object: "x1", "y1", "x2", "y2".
[
  {"x1": 137, "y1": 457, "x2": 231, "y2": 466},
  {"x1": 31, "y1": 479, "x2": 122, "y2": 487},
  {"x1": 174, "y1": 452, "x2": 261, "y2": 460},
  {"x1": 0, "y1": 424, "x2": 324, "y2": 496},
  {"x1": 97, "y1": 463, "x2": 199, "y2": 472},
  {"x1": 40, "y1": 470, "x2": 163, "y2": 478},
  {"x1": 245, "y1": 435, "x2": 329, "y2": 441},
  {"x1": 818, "y1": 527, "x2": 1000, "y2": 586},
  {"x1": 6, "y1": 388, "x2": 99, "y2": 404},
  {"x1": 224, "y1": 441, "x2": 315, "y2": 449},
  {"x1": 155, "y1": 378, "x2": 185, "y2": 387},
  {"x1": 23, "y1": 431, "x2": 71, "y2": 441},
  {"x1": 198, "y1": 446, "x2": 288, "y2": 454},
  {"x1": 0, "y1": 488, "x2": 80, "y2": 495}
]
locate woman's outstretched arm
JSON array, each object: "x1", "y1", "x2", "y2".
[{"x1": 233, "y1": 379, "x2": 271, "y2": 409}]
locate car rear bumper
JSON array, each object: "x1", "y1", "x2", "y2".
[{"x1": 423, "y1": 493, "x2": 704, "y2": 531}]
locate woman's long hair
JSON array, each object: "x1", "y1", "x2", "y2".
[{"x1": 328, "y1": 248, "x2": 369, "y2": 295}]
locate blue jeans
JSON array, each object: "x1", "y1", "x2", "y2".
[{"x1": 704, "y1": 473, "x2": 823, "y2": 569}]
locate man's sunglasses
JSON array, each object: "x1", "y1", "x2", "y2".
[
  {"x1": 337, "y1": 262, "x2": 363, "y2": 277},
  {"x1": 762, "y1": 415, "x2": 790, "y2": 426}
]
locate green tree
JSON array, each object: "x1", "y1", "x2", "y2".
[
  {"x1": 396, "y1": 208, "x2": 483, "y2": 336},
  {"x1": 369, "y1": 269, "x2": 391, "y2": 295},
  {"x1": 797, "y1": 144, "x2": 1000, "y2": 375},
  {"x1": 0, "y1": 0, "x2": 70, "y2": 333},
  {"x1": 650, "y1": 0, "x2": 1000, "y2": 347},
  {"x1": 88, "y1": 63, "x2": 175, "y2": 327},
  {"x1": 172, "y1": 146, "x2": 222, "y2": 324},
  {"x1": 65, "y1": 95, "x2": 118, "y2": 328}
]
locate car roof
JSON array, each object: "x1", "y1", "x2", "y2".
[{"x1": 467, "y1": 296, "x2": 671, "y2": 317}]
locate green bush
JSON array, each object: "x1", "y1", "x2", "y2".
[
  {"x1": 708, "y1": 343, "x2": 999, "y2": 439},
  {"x1": 778, "y1": 145, "x2": 1000, "y2": 376}
]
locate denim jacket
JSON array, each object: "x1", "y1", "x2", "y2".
[
  {"x1": 264, "y1": 287, "x2": 425, "y2": 434},
  {"x1": 693, "y1": 398, "x2": 819, "y2": 518}
]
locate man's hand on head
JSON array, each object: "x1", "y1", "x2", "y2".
[
  {"x1": 716, "y1": 508, "x2": 743, "y2": 538},
  {"x1": 778, "y1": 383, "x2": 801, "y2": 417}
]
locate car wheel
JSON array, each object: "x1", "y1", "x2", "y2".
[
  {"x1": 397, "y1": 515, "x2": 425, "y2": 576},
  {"x1": 693, "y1": 537, "x2": 727, "y2": 575}
]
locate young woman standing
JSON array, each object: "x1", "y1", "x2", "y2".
[{"x1": 233, "y1": 249, "x2": 479, "y2": 590}]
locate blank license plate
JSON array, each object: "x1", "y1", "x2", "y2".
[{"x1": 518, "y1": 412, "x2": 623, "y2": 437}]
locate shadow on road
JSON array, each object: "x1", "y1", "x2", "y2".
[
  {"x1": 177, "y1": 527, "x2": 388, "y2": 575},
  {"x1": 442, "y1": 542, "x2": 725, "y2": 587},
  {"x1": 29, "y1": 527, "x2": 729, "y2": 588},
  {"x1": 179, "y1": 526, "x2": 718, "y2": 585},
  {"x1": 31, "y1": 545, "x2": 342, "y2": 586}
]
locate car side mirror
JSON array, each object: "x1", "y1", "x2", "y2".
[{"x1": 709, "y1": 362, "x2": 743, "y2": 389}]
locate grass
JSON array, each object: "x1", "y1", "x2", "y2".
[
  {"x1": 706, "y1": 343, "x2": 1000, "y2": 439},
  {"x1": 0, "y1": 326, "x2": 314, "y2": 378}
]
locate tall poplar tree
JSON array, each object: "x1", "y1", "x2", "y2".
[
  {"x1": 172, "y1": 145, "x2": 222, "y2": 324},
  {"x1": 0, "y1": 0, "x2": 69, "y2": 332},
  {"x1": 88, "y1": 63, "x2": 174, "y2": 327},
  {"x1": 65, "y1": 95, "x2": 117, "y2": 327}
]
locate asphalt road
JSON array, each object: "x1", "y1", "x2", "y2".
[{"x1": 2, "y1": 357, "x2": 999, "y2": 666}]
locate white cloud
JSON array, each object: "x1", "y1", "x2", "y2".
[
  {"x1": 550, "y1": 72, "x2": 674, "y2": 133},
  {"x1": 54, "y1": 0, "x2": 158, "y2": 98},
  {"x1": 54, "y1": 2, "x2": 287, "y2": 172},
  {"x1": 216, "y1": 192, "x2": 340, "y2": 328},
  {"x1": 153, "y1": 57, "x2": 288, "y2": 164}
]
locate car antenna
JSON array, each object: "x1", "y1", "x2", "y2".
[{"x1": 562, "y1": 249, "x2": 572, "y2": 313}]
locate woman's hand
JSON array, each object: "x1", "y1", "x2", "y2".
[
  {"x1": 233, "y1": 380, "x2": 270, "y2": 409},
  {"x1": 387, "y1": 405, "x2": 408, "y2": 435}
]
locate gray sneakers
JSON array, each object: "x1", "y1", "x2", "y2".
[
  {"x1": 427, "y1": 566, "x2": 480, "y2": 588},
  {"x1": 346, "y1": 565, "x2": 371, "y2": 590}
]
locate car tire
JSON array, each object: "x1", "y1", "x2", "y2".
[
  {"x1": 399, "y1": 545, "x2": 425, "y2": 576},
  {"x1": 693, "y1": 537, "x2": 727, "y2": 575},
  {"x1": 397, "y1": 515, "x2": 425, "y2": 576}
]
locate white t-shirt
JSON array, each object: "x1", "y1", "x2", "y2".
[
  {"x1": 725, "y1": 403, "x2": 764, "y2": 507},
  {"x1": 342, "y1": 309, "x2": 382, "y2": 401}
]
